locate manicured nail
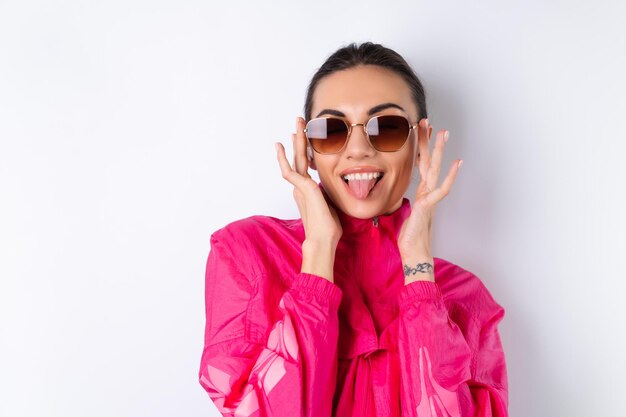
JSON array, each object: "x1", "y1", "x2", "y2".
[{"x1": 444, "y1": 131, "x2": 449, "y2": 142}]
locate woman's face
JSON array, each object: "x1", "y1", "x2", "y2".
[{"x1": 309, "y1": 64, "x2": 421, "y2": 219}]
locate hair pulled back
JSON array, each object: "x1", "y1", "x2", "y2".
[{"x1": 303, "y1": 42, "x2": 428, "y2": 123}]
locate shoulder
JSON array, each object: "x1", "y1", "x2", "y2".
[
  {"x1": 433, "y1": 257, "x2": 505, "y2": 325},
  {"x1": 209, "y1": 214, "x2": 304, "y2": 276},
  {"x1": 211, "y1": 214, "x2": 303, "y2": 247}
]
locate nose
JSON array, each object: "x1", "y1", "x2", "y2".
[{"x1": 344, "y1": 123, "x2": 375, "y2": 159}]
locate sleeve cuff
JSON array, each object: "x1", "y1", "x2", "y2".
[
  {"x1": 289, "y1": 272, "x2": 343, "y2": 308},
  {"x1": 399, "y1": 279, "x2": 444, "y2": 308}
]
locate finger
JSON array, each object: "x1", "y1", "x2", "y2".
[
  {"x1": 415, "y1": 178, "x2": 432, "y2": 198},
  {"x1": 276, "y1": 141, "x2": 294, "y2": 175},
  {"x1": 291, "y1": 133, "x2": 297, "y2": 169},
  {"x1": 275, "y1": 142, "x2": 307, "y2": 188},
  {"x1": 427, "y1": 129, "x2": 448, "y2": 188},
  {"x1": 423, "y1": 159, "x2": 461, "y2": 205},
  {"x1": 294, "y1": 117, "x2": 309, "y2": 177},
  {"x1": 438, "y1": 159, "x2": 462, "y2": 197},
  {"x1": 417, "y1": 119, "x2": 432, "y2": 181}
]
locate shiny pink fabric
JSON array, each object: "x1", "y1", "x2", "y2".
[{"x1": 199, "y1": 193, "x2": 508, "y2": 416}]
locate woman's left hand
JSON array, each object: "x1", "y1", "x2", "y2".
[{"x1": 397, "y1": 119, "x2": 463, "y2": 283}]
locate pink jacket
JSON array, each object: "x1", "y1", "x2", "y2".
[{"x1": 199, "y1": 192, "x2": 508, "y2": 417}]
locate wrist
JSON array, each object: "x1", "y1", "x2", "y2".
[
  {"x1": 399, "y1": 243, "x2": 431, "y2": 259},
  {"x1": 401, "y1": 254, "x2": 435, "y2": 283},
  {"x1": 303, "y1": 237, "x2": 339, "y2": 250},
  {"x1": 301, "y1": 239, "x2": 337, "y2": 282}
]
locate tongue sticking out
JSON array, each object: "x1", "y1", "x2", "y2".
[{"x1": 347, "y1": 178, "x2": 378, "y2": 200}]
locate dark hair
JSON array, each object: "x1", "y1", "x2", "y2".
[{"x1": 303, "y1": 42, "x2": 427, "y2": 123}]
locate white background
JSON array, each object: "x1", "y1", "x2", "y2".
[{"x1": 1, "y1": 1, "x2": 624, "y2": 416}]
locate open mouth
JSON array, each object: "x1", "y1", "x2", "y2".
[{"x1": 341, "y1": 172, "x2": 384, "y2": 200}]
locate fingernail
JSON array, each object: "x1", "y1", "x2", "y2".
[
  {"x1": 444, "y1": 131, "x2": 449, "y2": 142},
  {"x1": 458, "y1": 159, "x2": 463, "y2": 169}
]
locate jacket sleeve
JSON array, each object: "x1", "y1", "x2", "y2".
[
  {"x1": 397, "y1": 280, "x2": 508, "y2": 417},
  {"x1": 198, "y1": 232, "x2": 343, "y2": 417}
]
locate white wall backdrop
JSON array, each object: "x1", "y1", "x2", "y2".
[{"x1": 1, "y1": 1, "x2": 624, "y2": 416}]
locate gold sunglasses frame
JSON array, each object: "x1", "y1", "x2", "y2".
[{"x1": 303, "y1": 114, "x2": 419, "y2": 155}]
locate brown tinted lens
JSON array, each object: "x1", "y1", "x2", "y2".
[
  {"x1": 366, "y1": 115, "x2": 410, "y2": 151},
  {"x1": 305, "y1": 117, "x2": 348, "y2": 154}
]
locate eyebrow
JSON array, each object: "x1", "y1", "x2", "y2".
[{"x1": 315, "y1": 102, "x2": 406, "y2": 118}]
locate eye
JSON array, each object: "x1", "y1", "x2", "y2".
[{"x1": 379, "y1": 123, "x2": 400, "y2": 130}]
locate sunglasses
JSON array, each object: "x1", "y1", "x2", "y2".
[{"x1": 303, "y1": 114, "x2": 418, "y2": 154}]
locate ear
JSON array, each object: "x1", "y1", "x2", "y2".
[
  {"x1": 413, "y1": 135, "x2": 421, "y2": 167},
  {"x1": 307, "y1": 146, "x2": 317, "y2": 170},
  {"x1": 413, "y1": 124, "x2": 433, "y2": 167}
]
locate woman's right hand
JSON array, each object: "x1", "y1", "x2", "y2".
[{"x1": 275, "y1": 117, "x2": 343, "y2": 280}]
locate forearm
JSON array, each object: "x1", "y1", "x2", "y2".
[
  {"x1": 301, "y1": 239, "x2": 338, "y2": 282},
  {"x1": 201, "y1": 279, "x2": 342, "y2": 417},
  {"x1": 396, "y1": 281, "x2": 509, "y2": 416},
  {"x1": 397, "y1": 281, "x2": 472, "y2": 415}
]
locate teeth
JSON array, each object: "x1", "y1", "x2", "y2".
[{"x1": 341, "y1": 172, "x2": 382, "y2": 181}]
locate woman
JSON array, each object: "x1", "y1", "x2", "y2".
[{"x1": 199, "y1": 42, "x2": 508, "y2": 417}]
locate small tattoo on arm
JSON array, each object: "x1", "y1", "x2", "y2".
[{"x1": 403, "y1": 262, "x2": 434, "y2": 277}]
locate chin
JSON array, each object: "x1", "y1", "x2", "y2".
[
  {"x1": 335, "y1": 193, "x2": 394, "y2": 219},
  {"x1": 341, "y1": 203, "x2": 381, "y2": 219}
]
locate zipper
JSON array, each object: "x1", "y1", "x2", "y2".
[{"x1": 371, "y1": 215, "x2": 380, "y2": 256}]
